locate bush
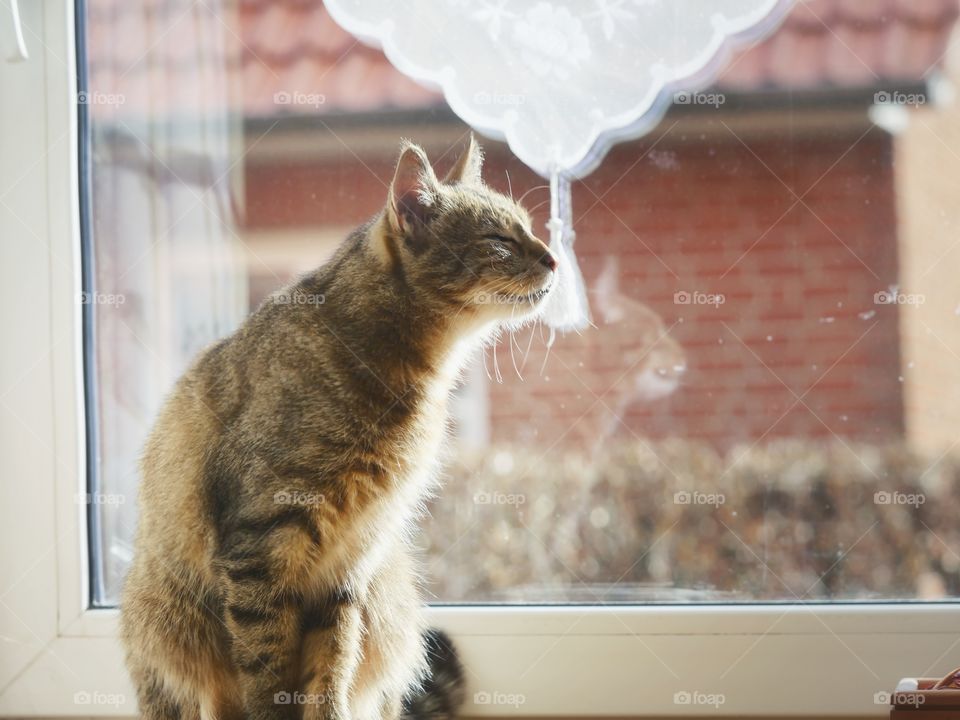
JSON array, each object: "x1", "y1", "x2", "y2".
[{"x1": 419, "y1": 440, "x2": 960, "y2": 602}]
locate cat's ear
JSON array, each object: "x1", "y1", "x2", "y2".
[
  {"x1": 444, "y1": 134, "x2": 484, "y2": 186},
  {"x1": 387, "y1": 141, "x2": 439, "y2": 235}
]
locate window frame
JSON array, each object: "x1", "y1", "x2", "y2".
[{"x1": 2, "y1": 0, "x2": 960, "y2": 716}]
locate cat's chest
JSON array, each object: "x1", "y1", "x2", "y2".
[
  {"x1": 364, "y1": 387, "x2": 449, "y2": 530},
  {"x1": 382, "y1": 365, "x2": 456, "y2": 471},
  {"x1": 308, "y1": 382, "x2": 451, "y2": 591}
]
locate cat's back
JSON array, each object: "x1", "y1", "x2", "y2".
[
  {"x1": 130, "y1": 336, "x2": 237, "y2": 572},
  {"x1": 134, "y1": 267, "x2": 351, "y2": 527}
]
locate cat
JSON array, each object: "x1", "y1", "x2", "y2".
[{"x1": 120, "y1": 136, "x2": 558, "y2": 720}]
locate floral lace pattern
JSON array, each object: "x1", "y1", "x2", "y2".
[
  {"x1": 326, "y1": 0, "x2": 793, "y2": 178},
  {"x1": 511, "y1": 5, "x2": 589, "y2": 80}
]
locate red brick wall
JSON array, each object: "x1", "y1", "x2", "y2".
[{"x1": 244, "y1": 121, "x2": 904, "y2": 450}]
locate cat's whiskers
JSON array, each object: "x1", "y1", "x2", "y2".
[
  {"x1": 539, "y1": 323, "x2": 554, "y2": 376},
  {"x1": 508, "y1": 310, "x2": 523, "y2": 382},
  {"x1": 483, "y1": 278, "x2": 521, "y2": 303},
  {"x1": 518, "y1": 184, "x2": 549, "y2": 205},
  {"x1": 520, "y1": 321, "x2": 537, "y2": 373},
  {"x1": 525, "y1": 199, "x2": 550, "y2": 215},
  {"x1": 481, "y1": 343, "x2": 493, "y2": 382}
]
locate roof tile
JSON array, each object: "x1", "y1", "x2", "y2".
[{"x1": 85, "y1": 0, "x2": 960, "y2": 119}]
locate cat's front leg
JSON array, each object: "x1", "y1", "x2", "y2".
[
  {"x1": 351, "y1": 546, "x2": 426, "y2": 720},
  {"x1": 299, "y1": 590, "x2": 364, "y2": 720},
  {"x1": 222, "y1": 581, "x2": 302, "y2": 720},
  {"x1": 217, "y1": 534, "x2": 308, "y2": 720}
]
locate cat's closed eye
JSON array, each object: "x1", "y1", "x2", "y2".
[{"x1": 485, "y1": 234, "x2": 518, "y2": 247}]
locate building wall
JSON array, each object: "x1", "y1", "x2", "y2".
[
  {"x1": 895, "y1": 89, "x2": 960, "y2": 454},
  {"x1": 243, "y1": 118, "x2": 904, "y2": 450}
]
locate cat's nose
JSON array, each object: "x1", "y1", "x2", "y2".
[{"x1": 539, "y1": 252, "x2": 558, "y2": 272}]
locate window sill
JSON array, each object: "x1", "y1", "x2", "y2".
[{"x1": 2, "y1": 605, "x2": 957, "y2": 717}]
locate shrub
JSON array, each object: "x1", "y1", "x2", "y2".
[{"x1": 420, "y1": 440, "x2": 960, "y2": 602}]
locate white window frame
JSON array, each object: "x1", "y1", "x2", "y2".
[{"x1": 2, "y1": 0, "x2": 959, "y2": 717}]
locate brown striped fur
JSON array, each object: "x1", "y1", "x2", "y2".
[{"x1": 120, "y1": 137, "x2": 556, "y2": 720}]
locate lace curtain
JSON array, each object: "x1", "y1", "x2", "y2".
[{"x1": 86, "y1": 0, "x2": 246, "y2": 601}]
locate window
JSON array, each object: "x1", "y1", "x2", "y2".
[
  {"x1": 2, "y1": 0, "x2": 960, "y2": 717},
  {"x1": 85, "y1": 0, "x2": 960, "y2": 607}
]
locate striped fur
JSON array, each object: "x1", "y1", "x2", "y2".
[{"x1": 120, "y1": 137, "x2": 556, "y2": 720}]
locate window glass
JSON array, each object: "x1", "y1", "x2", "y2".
[{"x1": 84, "y1": 0, "x2": 960, "y2": 605}]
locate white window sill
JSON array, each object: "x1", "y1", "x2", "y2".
[{"x1": 2, "y1": 604, "x2": 958, "y2": 717}]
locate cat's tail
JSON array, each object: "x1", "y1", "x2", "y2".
[{"x1": 403, "y1": 628, "x2": 466, "y2": 720}]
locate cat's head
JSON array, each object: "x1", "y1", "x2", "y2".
[{"x1": 376, "y1": 137, "x2": 557, "y2": 328}]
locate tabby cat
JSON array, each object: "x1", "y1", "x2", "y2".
[{"x1": 120, "y1": 137, "x2": 558, "y2": 720}]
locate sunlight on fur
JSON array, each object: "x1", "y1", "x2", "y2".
[{"x1": 120, "y1": 137, "x2": 556, "y2": 720}]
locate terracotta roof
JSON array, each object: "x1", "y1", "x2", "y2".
[
  {"x1": 236, "y1": 0, "x2": 439, "y2": 116},
  {"x1": 719, "y1": 0, "x2": 960, "y2": 90},
  {"x1": 85, "y1": 0, "x2": 960, "y2": 120}
]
